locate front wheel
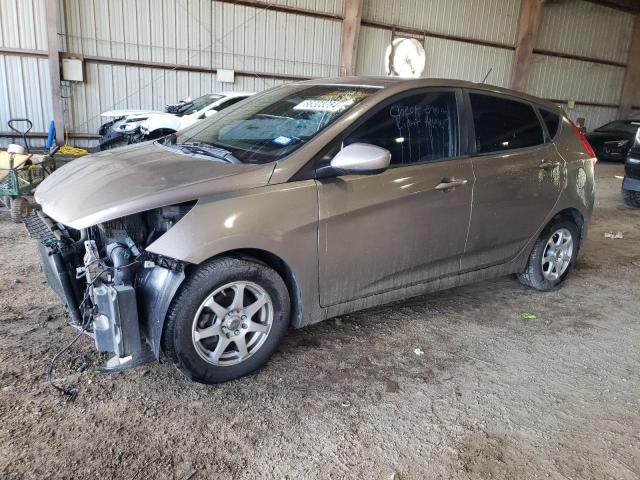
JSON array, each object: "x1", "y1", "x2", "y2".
[
  {"x1": 518, "y1": 219, "x2": 579, "y2": 291},
  {"x1": 162, "y1": 257, "x2": 290, "y2": 383}
]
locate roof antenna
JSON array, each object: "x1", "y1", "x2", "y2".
[{"x1": 480, "y1": 67, "x2": 493, "y2": 84}]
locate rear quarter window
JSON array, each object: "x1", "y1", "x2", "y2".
[
  {"x1": 470, "y1": 93, "x2": 545, "y2": 154},
  {"x1": 539, "y1": 109, "x2": 561, "y2": 139}
]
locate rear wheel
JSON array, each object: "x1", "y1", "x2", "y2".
[
  {"x1": 518, "y1": 218, "x2": 579, "y2": 291},
  {"x1": 622, "y1": 188, "x2": 640, "y2": 208},
  {"x1": 163, "y1": 257, "x2": 290, "y2": 383},
  {"x1": 10, "y1": 196, "x2": 30, "y2": 223}
]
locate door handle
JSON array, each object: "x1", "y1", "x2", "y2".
[
  {"x1": 435, "y1": 177, "x2": 468, "y2": 192},
  {"x1": 538, "y1": 160, "x2": 560, "y2": 170}
]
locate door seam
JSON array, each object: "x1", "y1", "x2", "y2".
[{"x1": 461, "y1": 158, "x2": 477, "y2": 270}]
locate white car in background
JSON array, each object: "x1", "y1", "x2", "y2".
[{"x1": 98, "y1": 92, "x2": 253, "y2": 150}]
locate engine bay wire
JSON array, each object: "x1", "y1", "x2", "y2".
[{"x1": 46, "y1": 267, "x2": 112, "y2": 400}]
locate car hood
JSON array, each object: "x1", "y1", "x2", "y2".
[
  {"x1": 101, "y1": 109, "x2": 164, "y2": 118},
  {"x1": 35, "y1": 142, "x2": 274, "y2": 229}
]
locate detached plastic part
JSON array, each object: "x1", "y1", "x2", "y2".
[
  {"x1": 92, "y1": 284, "x2": 154, "y2": 371},
  {"x1": 99, "y1": 349, "x2": 156, "y2": 373}
]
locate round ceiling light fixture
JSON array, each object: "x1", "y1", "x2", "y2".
[{"x1": 384, "y1": 37, "x2": 426, "y2": 78}]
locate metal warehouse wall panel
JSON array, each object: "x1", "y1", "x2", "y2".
[
  {"x1": 421, "y1": 37, "x2": 512, "y2": 87},
  {"x1": 254, "y1": 0, "x2": 345, "y2": 16},
  {"x1": 211, "y1": 2, "x2": 341, "y2": 77},
  {"x1": 525, "y1": 54, "x2": 625, "y2": 106},
  {"x1": 67, "y1": 63, "x2": 286, "y2": 134},
  {"x1": 0, "y1": 54, "x2": 52, "y2": 134},
  {"x1": 355, "y1": 26, "x2": 513, "y2": 88},
  {"x1": 362, "y1": 0, "x2": 521, "y2": 46},
  {"x1": 536, "y1": 0, "x2": 635, "y2": 65},
  {"x1": 0, "y1": 0, "x2": 48, "y2": 50},
  {"x1": 59, "y1": 0, "x2": 341, "y2": 135},
  {"x1": 62, "y1": 0, "x2": 341, "y2": 77},
  {"x1": 355, "y1": 26, "x2": 392, "y2": 76},
  {"x1": 564, "y1": 104, "x2": 618, "y2": 131}
]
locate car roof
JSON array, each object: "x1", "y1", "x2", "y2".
[{"x1": 294, "y1": 76, "x2": 564, "y2": 114}]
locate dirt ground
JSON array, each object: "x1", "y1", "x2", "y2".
[{"x1": 0, "y1": 161, "x2": 638, "y2": 479}]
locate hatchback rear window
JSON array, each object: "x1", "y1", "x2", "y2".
[
  {"x1": 540, "y1": 109, "x2": 560, "y2": 139},
  {"x1": 470, "y1": 93, "x2": 544, "y2": 153}
]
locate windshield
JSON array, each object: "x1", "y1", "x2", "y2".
[
  {"x1": 177, "y1": 94, "x2": 224, "y2": 116},
  {"x1": 595, "y1": 121, "x2": 640, "y2": 134},
  {"x1": 175, "y1": 84, "x2": 378, "y2": 164}
]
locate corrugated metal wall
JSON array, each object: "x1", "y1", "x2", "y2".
[
  {"x1": 356, "y1": 0, "x2": 636, "y2": 131},
  {"x1": 564, "y1": 104, "x2": 619, "y2": 129},
  {"x1": 525, "y1": 54, "x2": 626, "y2": 105},
  {"x1": 66, "y1": 64, "x2": 287, "y2": 134},
  {"x1": 57, "y1": 0, "x2": 342, "y2": 141},
  {"x1": 536, "y1": 0, "x2": 634, "y2": 64},
  {"x1": 526, "y1": 0, "x2": 635, "y2": 128},
  {"x1": 0, "y1": 0, "x2": 51, "y2": 143},
  {"x1": 355, "y1": 27, "x2": 513, "y2": 88},
  {"x1": 62, "y1": 0, "x2": 341, "y2": 76},
  {"x1": 357, "y1": 0, "x2": 519, "y2": 87},
  {"x1": 0, "y1": 0, "x2": 48, "y2": 50},
  {"x1": 249, "y1": 0, "x2": 344, "y2": 16},
  {"x1": 0, "y1": 55, "x2": 52, "y2": 136},
  {"x1": 363, "y1": 0, "x2": 521, "y2": 45}
]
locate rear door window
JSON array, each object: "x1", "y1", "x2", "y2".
[
  {"x1": 345, "y1": 90, "x2": 459, "y2": 165},
  {"x1": 539, "y1": 109, "x2": 561, "y2": 139},
  {"x1": 469, "y1": 93, "x2": 544, "y2": 153}
]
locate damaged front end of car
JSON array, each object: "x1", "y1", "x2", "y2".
[
  {"x1": 24, "y1": 203, "x2": 194, "y2": 371},
  {"x1": 98, "y1": 115, "x2": 149, "y2": 150}
]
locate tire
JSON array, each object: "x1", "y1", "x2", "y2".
[
  {"x1": 162, "y1": 257, "x2": 290, "y2": 383},
  {"x1": 622, "y1": 188, "x2": 640, "y2": 208},
  {"x1": 517, "y1": 218, "x2": 579, "y2": 291},
  {"x1": 10, "y1": 196, "x2": 30, "y2": 223}
]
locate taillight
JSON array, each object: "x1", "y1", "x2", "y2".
[{"x1": 569, "y1": 120, "x2": 597, "y2": 165}]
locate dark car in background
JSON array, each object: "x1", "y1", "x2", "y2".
[
  {"x1": 585, "y1": 120, "x2": 640, "y2": 162},
  {"x1": 622, "y1": 131, "x2": 640, "y2": 207}
]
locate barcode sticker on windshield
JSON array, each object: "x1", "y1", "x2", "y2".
[
  {"x1": 294, "y1": 99, "x2": 354, "y2": 113},
  {"x1": 273, "y1": 136, "x2": 293, "y2": 146}
]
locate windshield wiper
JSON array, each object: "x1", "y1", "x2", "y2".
[{"x1": 171, "y1": 142, "x2": 241, "y2": 164}]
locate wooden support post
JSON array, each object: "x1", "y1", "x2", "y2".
[
  {"x1": 339, "y1": 0, "x2": 363, "y2": 76},
  {"x1": 618, "y1": 15, "x2": 640, "y2": 120},
  {"x1": 510, "y1": 0, "x2": 544, "y2": 91},
  {"x1": 45, "y1": 0, "x2": 65, "y2": 145}
]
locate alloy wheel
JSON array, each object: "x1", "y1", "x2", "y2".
[
  {"x1": 191, "y1": 281, "x2": 273, "y2": 366},
  {"x1": 541, "y1": 227, "x2": 574, "y2": 281}
]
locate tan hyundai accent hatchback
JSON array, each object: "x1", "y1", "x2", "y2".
[{"x1": 28, "y1": 77, "x2": 596, "y2": 383}]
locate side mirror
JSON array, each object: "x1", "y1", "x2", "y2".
[
  {"x1": 204, "y1": 109, "x2": 217, "y2": 118},
  {"x1": 329, "y1": 143, "x2": 391, "y2": 175}
]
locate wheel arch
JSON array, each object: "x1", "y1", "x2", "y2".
[
  {"x1": 184, "y1": 248, "x2": 303, "y2": 329},
  {"x1": 553, "y1": 207, "x2": 586, "y2": 248}
]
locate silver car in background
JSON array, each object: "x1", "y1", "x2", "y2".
[{"x1": 29, "y1": 77, "x2": 595, "y2": 383}]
